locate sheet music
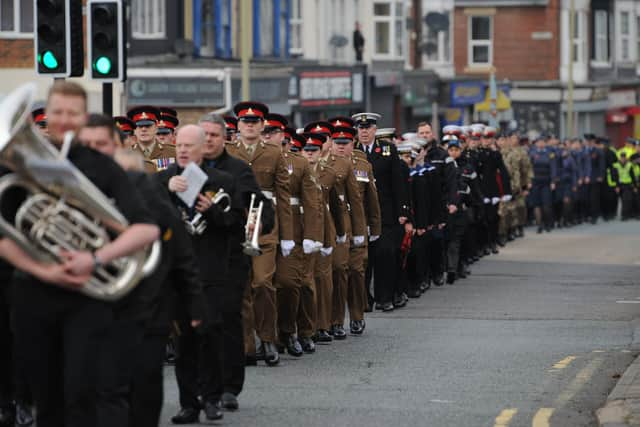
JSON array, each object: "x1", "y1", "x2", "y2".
[{"x1": 177, "y1": 162, "x2": 208, "y2": 207}]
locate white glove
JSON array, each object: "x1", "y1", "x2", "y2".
[
  {"x1": 483, "y1": 197, "x2": 491, "y2": 204},
  {"x1": 491, "y1": 197, "x2": 500, "y2": 205},
  {"x1": 367, "y1": 226, "x2": 371, "y2": 235},
  {"x1": 502, "y1": 194, "x2": 512, "y2": 202},
  {"x1": 313, "y1": 241, "x2": 323, "y2": 252},
  {"x1": 280, "y1": 240, "x2": 295, "y2": 257},
  {"x1": 302, "y1": 239, "x2": 315, "y2": 254},
  {"x1": 320, "y1": 247, "x2": 333, "y2": 257},
  {"x1": 336, "y1": 234, "x2": 347, "y2": 244},
  {"x1": 352, "y1": 235, "x2": 365, "y2": 246},
  {"x1": 369, "y1": 235, "x2": 380, "y2": 242}
]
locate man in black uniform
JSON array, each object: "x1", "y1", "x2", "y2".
[
  {"x1": 353, "y1": 112, "x2": 410, "y2": 312},
  {"x1": 157, "y1": 125, "x2": 239, "y2": 424},
  {"x1": 78, "y1": 115, "x2": 206, "y2": 427},
  {"x1": 0, "y1": 81, "x2": 160, "y2": 427},
  {"x1": 197, "y1": 113, "x2": 275, "y2": 411}
]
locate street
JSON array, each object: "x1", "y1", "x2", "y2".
[{"x1": 161, "y1": 220, "x2": 640, "y2": 427}]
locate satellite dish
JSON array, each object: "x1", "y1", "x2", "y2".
[
  {"x1": 424, "y1": 12, "x2": 449, "y2": 33},
  {"x1": 329, "y1": 35, "x2": 349, "y2": 48}
]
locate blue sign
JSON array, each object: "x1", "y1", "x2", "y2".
[{"x1": 450, "y1": 81, "x2": 486, "y2": 106}]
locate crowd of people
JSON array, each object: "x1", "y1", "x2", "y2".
[{"x1": 0, "y1": 80, "x2": 635, "y2": 427}]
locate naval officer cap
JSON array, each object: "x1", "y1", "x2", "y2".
[
  {"x1": 352, "y1": 112, "x2": 382, "y2": 128},
  {"x1": 375, "y1": 128, "x2": 396, "y2": 138},
  {"x1": 443, "y1": 125, "x2": 463, "y2": 136}
]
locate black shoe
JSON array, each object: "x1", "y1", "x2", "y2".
[
  {"x1": 507, "y1": 232, "x2": 516, "y2": 241},
  {"x1": 374, "y1": 303, "x2": 384, "y2": 310},
  {"x1": 171, "y1": 407, "x2": 200, "y2": 424},
  {"x1": 457, "y1": 269, "x2": 467, "y2": 279},
  {"x1": 315, "y1": 329, "x2": 333, "y2": 343},
  {"x1": 382, "y1": 302, "x2": 394, "y2": 312},
  {"x1": 350, "y1": 320, "x2": 365, "y2": 335},
  {"x1": 446, "y1": 272, "x2": 456, "y2": 284},
  {"x1": 407, "y1": 288, "x2": 421, "y2": 298},
  {"x1": 284, "y1": 335, "x2": 304, "y2": 357},
  {"x1": 300, "y1": 336, "x2": 316, "y2": 353},
  {"x1": 491, "y1": 245, "x2": 499, "y2": 254},
  {"x1": 0, "y1": 404, "x2": 15, "y2": 427},
  {"x1": 537, "y1": 226, "x2": 543, "y2": 234},
  {"x1": 331, "y1": 324, "x2": 347, "y2": 340},
  {"x1": 393, "y1": 294, "x2": 407, "y2": 308},
  {"x1": 517, "y1": 226, "x2": 524, "y2": 237},
  {"x1": 14, "y1": 403, "x2": 32, "y2": 427},
  {"x1": 497, "y1": 237, "x2": 506, "y2": 247},
  {"x1": 263, "y1": 342, "x2": 280, "y2": 366},
  {"x1": 221, "y1": 392, "x2": 239, "y2": 411},
  {"x1": 483, "y1": 247, "x2": 491, "y2": 256},
  {"x1": 433, "y1": 275, "x2": 444, "y2": 287},
  {"x1": 419, "y1": 280, "x2": 431, "y2": 293},
  {"x1": 203, "y1": 400, "x2": 223, "y2": 421}
]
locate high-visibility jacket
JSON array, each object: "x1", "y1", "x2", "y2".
[{"x1": 614, "y1": 161, "x2": 635, "y2": 185}]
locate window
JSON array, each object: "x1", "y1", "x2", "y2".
[
  {"x1": 373, "y1": 1, "x2": 404, "y2": 58},
  {"x1": 620, "y1": 11, "x2": 631, "y2": 61},
  {"x1": 571, "y1": 11, "x2": 585, "y2": 63},
  {"x1": 0, "y1": 0, "x2": 33, "y2": 37},
  {"x1": 593, "y1": 10, "x2": 608, "y2": 62},
  {"x1": 132, "y1": 0, "x2": 166, "y2": 39},
  {"x1": 423, "y1": 10, "x2": 451, "y2": 63},
  {"x1": 468, "y1": 16, "x2": 492, "y2": 65}
]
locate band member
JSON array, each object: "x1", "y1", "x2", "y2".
[
  {"x1": 275, "y1": 127, "x2": 321, "y2": 356},
  {"x1": 198, "y1": 113, "x2": 275, "y2": 409},
  {"x1": 157, "y1": 125, "x2": 239, "y2": 423},
  {"x1": 128, "y1": 105, "x2": 176, "y2": 171},
  {"x1": 31, "y1": 107, "x2": 48, "y2": 137},
  {"x1": 156, "y1": 112, "x2": 179, "y2": 146},
  {"x1": 78, "y1": 114, "x2": 205, "y2": 427},
  {"x1": 0, "y1": 81, "x2": 159, "y2": 427},
  {"x1": 226, "y1": 101, "x2": 294, "y2": 366},
  {"x1": 354, "y1": 112, "x2": 409, "y2": 312},
  {"x1": 330, "y1": 124, "x2": 381, "y2": 332}
]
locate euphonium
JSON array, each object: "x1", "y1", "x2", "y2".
[
  {"x1": 0, "y1": 83, "x2": 160, "y2": 301},
  {"x1": 184, "y1": 188, "x2": 231, "y2": 235}
]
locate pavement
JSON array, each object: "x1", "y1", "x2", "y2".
[{"x1": 159, "y1": 220, "x2": 640, "y2": 427}]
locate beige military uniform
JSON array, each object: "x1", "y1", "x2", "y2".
[
  {"x1": 275, "y1": 152, "x2": 321, "y2": 339},
  {"x1": 132, "y1": 139, "x2": 176, "y2": 171},
  {"x1": 347, "y1": 150, "x2": 382, "y2": 322},
  {"x1": 227, "y1": 139, "x2": 293, "y2": 346}
]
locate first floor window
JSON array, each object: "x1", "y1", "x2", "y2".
[
  {"x1": 0, "y1": 0, "x2": 33, "y2": 35},
  {"x1": 132, "y1": 0, "x2": 166, "y2": 39},
  {"x1": 469, "y1": 15, "x2": 492, "y2": 65}
]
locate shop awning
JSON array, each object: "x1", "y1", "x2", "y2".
[{"x1": 474, "y1": 88, "x2": 511, "y2": 112}]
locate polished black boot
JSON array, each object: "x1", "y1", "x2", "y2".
[
  {"x1": 263, "y1": 342, "x2": 280, "y2": 366},
  {"x1": 171, "y1": 407, "x2": 200, "y2": 424}
]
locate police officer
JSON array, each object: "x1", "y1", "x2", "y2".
[
  {"x1": 614, "y1": 152, "x2": 637, "y2": 220},
  {"x1": 128, "y1": 105, "x2": 177, "y2": 171},
  {"x1": 354, "y1": 113, "x2": 410, "y2": 312},
  {"x1": 529, "y1": 135, "x2": 558, "y2": 233},
  {"x1": 226, "y1": 102, "x2": 294, "y2": 366}
]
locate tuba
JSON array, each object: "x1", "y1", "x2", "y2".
[{"x1": 0, "y1": 83, "x2": 160, "y2": 301}]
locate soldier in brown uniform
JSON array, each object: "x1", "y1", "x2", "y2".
[
  {"x1": 301, "y1": 132, "x2": 345, "y2": 343},
  {"x1": 275, "y1": 129, "x2": 322, "y2": 356},
  {"x1": 223, "y1": 116, "x2": 238, "y2": 142},
  {"x1": 305, "y1": 122, "x2": 366, "y2": 340},
  {"x1": 156, "y1": 110, "x2": 178, "y2": 146},
  {"x1": 329, "y1": 121, "x2": 381, "y2": 334},
  {"x1": 127, "y1": 106, "x2": 176, "y2": 171},
  {"x1": 226, "y1": 102, "x2": 294, "y2": 366}
]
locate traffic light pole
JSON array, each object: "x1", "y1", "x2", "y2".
[{"x1": 102, "y1": 82, "x2": 113, "y2": 116}]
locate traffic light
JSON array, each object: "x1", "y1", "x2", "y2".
[
  {"x1": 34, "y1": 0, "x2": 84, "y2": 77},
  {"x1": 88, "y1": 0, "x2": 126, "y2": 81}
]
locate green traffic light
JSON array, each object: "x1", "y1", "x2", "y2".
[
  {"x1": 40, "y1": 50, "x2": 59, "y2": 69},
  {"x1": 95, "y1": 56, "x2": 112, "y2": 75}
]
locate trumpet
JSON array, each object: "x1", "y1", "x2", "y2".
[
  {"x1": 242, "y1": 193, "x2": 263, "y2": 256},
  {"x1": 184, "y1": 188, "x2": 231, "y2": 235}
]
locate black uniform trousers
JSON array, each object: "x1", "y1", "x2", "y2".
[
  {"x1": 446, "y1": 211, "x2": 468, "y2": 273},
  {"x1": 484, "y1": 204, "x2": 499, "y2": 247},
  {"x1": 175, "y1": 284, "x2": 223, "y2": 409},
  {"x1": 222, "y1": 247, "x2": 250, "y2": 397},
  {"x1": 406, "y1": 234, "x2": 427, "y2": 293},
  {"x1": 129, "y1": 331, "x2": 167, "y2": 427},
  {"x1": 425, "y1": 228, "x2": 445, "y2": 282},
  {"x1": 12, "y1": 278, "x2": 112, "y2": 427},
  {"x1": 619, "y1": 184, "x2": 635, "y2": 219},
  {"x1": 372, "y1": 225, "x2": 403, "y2": 304},
  {"x1": 589, "y1": 182, "x2": 602, "y2": 220}
]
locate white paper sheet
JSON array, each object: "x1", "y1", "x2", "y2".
[{"x1": 177, "y1": 162, "x2": 208, "y2": 207}]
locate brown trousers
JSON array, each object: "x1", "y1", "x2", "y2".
[
  {"x1": 297, "y1": 253, "x2": 317, "y2": 338},
  {"x1": 275, "y1": 246, "x2": 304, "y2": 337},
  {"x1": 314, "y1": 251, "x2": 333, "y2": 331},
  {"x1": 242, "y1": 242, "x2": 277, "y2": 355},
  {"x1": 347, "y1": 245, "x2": 367, "y2": 322},
  {"x1": 330, "y1": 241, "x2": 349, "y2": 326}
]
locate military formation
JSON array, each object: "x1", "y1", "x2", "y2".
[{"x1": 0, "y1": 80, "x2": 635, "y2": 427}]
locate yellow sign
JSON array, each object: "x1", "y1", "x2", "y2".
[{"x1": 475, "y1": 88, "x2": 511, "y2": 112}]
